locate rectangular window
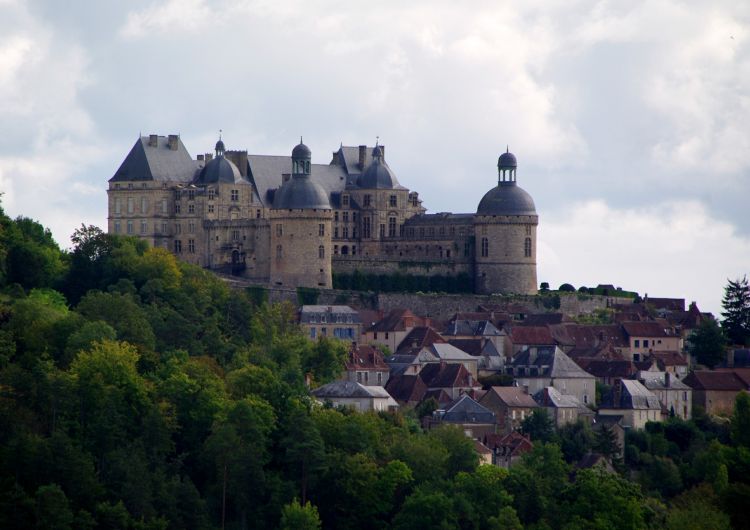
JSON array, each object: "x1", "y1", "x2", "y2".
[
  {"x1": 188, "y1": 239, "x2": 195, "y2": 253},
  {"x1": 352, "y1": 212, "x2": 357, "y2": 222},
  {"x1": 388, "y1": 217, "x2": 396, "y2": 237},
  {"x1": 176, "y1": 223, "x2": 182, "y2": 234},
  {"x1": 363, "y1": 194, "x2": 371, "y2": 207},
  {"x1": 187, "y1": 190, "x2": 195, "y2": 200},
  {"x1": 390, "y1": 195, "x2": 397, "y2": 207},
  {"x1": 334, "y1": 227, "x2": 339, "y2": 238},
  {"x1": 140, "y1": 220, "x2": 147, "y2": 234},
  {"x1": 162, "y1": 222, "x2": 168, "y2": 234},
  {"x1": 634, "y1": 339, "x2": 640, "y2": 348},
  {"x1": 141, "y1": 197, "x2": 147, "y2": 214},
  {"x1": 342, "y1": 227, "x2": 349, "y2": 238},
  {"x1": 232, "y1": 230, "x2": 240, "y2": 241},
  {"x1": 481, "y1": 237, "x2": 489, "y2": 257},
  {"x1": 208, "y1": 204, "x2": 214, "y2": 213},
  {"x1": 127, "y1": 198, "x2": 134, "y2": 214},
  {"x1": 161, "y1": 199, "x2": 168, "y2": 214},
  {"x1": 319, "y1": 224, "x2": 325, "y2": 236},
  {"x1": 256, "y1": 210, "x2": 261, "y2": 218},
  {"x1": 334, "y1": 211, "x2": 339, "y2": 221},
  {"x1": 127, "y1": 220, "x2": 134, "y2": 234},
  {"x1": 342, "y1": 195, "x2": 349, "y2": 207},
  {"x1": 208, "y1": 188, "x2": 215, "y2": 200},
  {"x1": 174, "y1": 240, "x2": 182, "y2": 253},
  {"x1": 379, "y1": 224, "x2": 385, "y2": 238},
  {"x1": 310, "y1": 327, "x2": 316, "y2": 339},
  {"x1": 276, "y1": 224, "x2": 283, "y2": 236},
  {"x1": 231, "y1": 189, "x2": 239, "y2": 201},
  {"x1": 343, "y1": 212, "x2": 349, "y2": 223},
  {"x1": 114, "y1": 221, "x2": 121, "y2": 234},
  {"x1": 115, "y1": 198, "x2": 122, "y2": 214},
  {"x1": 644, "y1": 340, "x2": 649, "y2": 348},
  {"x1": 188, "y1": 222, "x2": 195, "y2": 233},
  {"x1": 363, "y1": 217, "x2": 371, "y2": 238},
  {"x1": 188, "y1": 203, "x2": 195, "y2": 214},
  {"x1": 175, "y1": 202, "x2": 181, "y2": 214}
]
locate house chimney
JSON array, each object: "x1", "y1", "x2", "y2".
[
  {"x1": 168, "y1": 134, "x2": 179, "y2": 151},
  {"x1": 665, "y1": 372, "x2": 671, "y2": 387},
  {"x1": 148, "y1": 134, "x2": 158, "y2": 147},
  {"x1": 226, "y1": 150, "x2": 248, "y2": 177},
  {"x1": 205, "y1": 153, "x2": 213, "y2": 162},
  {"x1": 358, "y1": 145, "x2": 367, "y2": 169}
]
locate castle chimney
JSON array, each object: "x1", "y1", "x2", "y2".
[
  {"x1": 665, "y1": 372, "x2": 671, "y2": 387},
  {"x1": 205, "y1": 153, "x2": 213, "y2": 162},
  {"x1": 197, "y1": 154, "x2": 204, "y2": 161},
  {"x1": 149, "y1": 134, "x2": 158, "y2": 147},
  {"x1": 168, "y1": 134, "x2": 179, "y2": 151},
  {"x1": 358, "y1": 145, "x2": 367, "y2": 169}
]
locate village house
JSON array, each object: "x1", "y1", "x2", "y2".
[
  {"x1": 311, "y1": 381, "x2": 398, "y2": 411},
  {"x1": 299, "y1": 305, "x2": 362, "y2": 341},
  {"x1": 639, "y1": 371, "x2": 692, "y2": 420},
  {"x1": 479, "y1": 386, "x2": 539, "y2": 432},
  {"x1": 683, "y1": 370, "x2": 750, "y2": 415},
  {"x1": 427, "y1": 395, "x2": 496, "y2": 439},
  {"x1": 598, "y1": 379, "x2": 662, "y2": 429},
  {"x1": 533, "y1": 386, "x2": 594, "y2": 427},
  {"x1": 483, "y1": 431, "x2": 534, "y2": 469},
  {"x1": 621, "y1": 321, "x2": 683, "y2": 362},
  {"x1": 342, "y1": 343, "x2": 391, "y2": 387},
  {"x1": 363, "y1": 309, "x2": 429, "y2": 352}
]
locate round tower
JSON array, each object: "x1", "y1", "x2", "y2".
[
  {"x1": 270, "y1": 140, "x2": 333, "y2": 288},
  {"x1": 473, "y1": 148, "x2": 538, "y2": 295}
]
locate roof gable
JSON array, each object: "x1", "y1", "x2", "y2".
[{"x1": 111, "y1": 136, "x2": 197, "y2": 182}]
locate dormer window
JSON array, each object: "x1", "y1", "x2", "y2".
[{"x1": 342, "y1": 195, "x2": 349, "y2": 207}]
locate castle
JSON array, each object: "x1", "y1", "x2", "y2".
[{"x1": 107, "y1": 135, "x2": 538, "y2": 295}]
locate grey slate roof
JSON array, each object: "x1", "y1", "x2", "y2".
[
  {"x1": 476, "y1": 181, "x2": 536, "y2": 216},
  {"x1": 533, "y1": 386, "x2": 592, "y2": 412},
  {"x1": 110, "y1": 136, "x2": 197, "y2": 182},
  {"x1": 195, "y1": 155, "x2": 247, "y2": 185},
  {"x1": 604, "y1": 380, "x2": 661, "y2": 410},
  {"x1": 512, "y1": 346, "x2": 594, "y2": 379},
  {"x1": 311, "y1": 381, "x2": 394, "y2": 399},
  {"x1": 273, "y1": 174, "x2": 331, "y2": 210},
  {"x1": 442, "y1": 395, "x2": 496, "y2": 423},
  {"x1": 357, "y1": 158, "x2": 400, "y2": 189}
]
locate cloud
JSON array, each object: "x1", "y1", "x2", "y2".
[
  {"x1": 119, "y1": 0, "x2": 211, "y2": 38},
  {"x1": 538, "y1": 199, "x2": 750, "y2": 316}
]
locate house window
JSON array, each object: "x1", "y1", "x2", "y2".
[
  {"x1": 319, "y1": 224, "x2": 325, "y2": 236},
  {"x1": 363, "y1": 194, "x2": 371, "y2": 207},
  {"x1": 161, "y1": 222, "x2": 168, "y2": 233},
  {"x1": 319, "y1": 245, "x2": 325, "y2": 259},
  {"x1": 174, "y1": 240, "x2": 182, "y2": 253},
  {"x1": 334, "y1": 211, "x2": 339, "y2": 221},
  {"x1": 481, "y1": 237, "x2": 489, "y2": 257},
  {"x1": 176, "y1": 223, "x2": 182, "y2": 234},
  {"x1": 231, "y1": 189, "x2": 239, "y2": 201},
  {"x1": 526, "y1": 225, "x2": 532, "y2": 236},
  {"x1": 644, "y1": 340, "x2": 649, "y2": 348},
  {"x1": 363, "y1": 217, "x2": 371, "y2": 238},
  {"x1": 634, "y1": 339, "x2": 640, "y2": 348},
  {"x1": 377, "y1": 372, "x2": 382, "y2": 384},
  {"x1": 342, "y1": 227, "x2": 349, "y2": 238},
  {"x1": 114, "y1": 221, "x2": 121, "y2": 233},
  {"x1": 524, "y1": 238, "x2": 532, "y2": 257},
  {"x1": 334, "y1": 227, "x2": 339, "y2": 238},
  {"x1": 353, "y1": 212, "x2": 357, "y2": 222},
  {"x1": 188, "y1": 203, "x2": 195, "y2": 214},
  {"x1": 140, "y1": 220, "x2": 147, "y2": 234},
  {"x1": 127, "y1": 220, "x2": 133, "y2": 234},
  {"x1": 389, "y1": 195, "x2": 397, "y2": 207},
  {"x1": 188, "y1": 239, "x2": 195, "y2": 253},
  {"x1": 379, "y1": 224, "x2": 385, "y2": 238},
  {"x1": 208, "y1": 188, "x2": 215, "y2": 200},
  {"x1": 388, "y1": 216, "x2": 396, "y2": 237},
  {"x1": 276, "y1": 224, "x2": 283, "y2": 237}
]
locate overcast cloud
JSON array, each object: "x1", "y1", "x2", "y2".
[{"x1": 1, "y1": 0, "x2": 748, "y2": 315}]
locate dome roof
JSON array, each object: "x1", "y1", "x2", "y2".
[
  {"x1": 498, "y1": 150, "x2": 517, "y2": 169},
  {"x1": 292, "y1": 142, "x2": 311, "y2": 159},
  {"x1": 476, "y1": 182, "x2": 536, "y2": 216},
  {"x1": 358, "y1": 159, "x2": 399, "y2": 189},
  {"x1": 273, "y1": 175, "x2": 331, "y2": 210},
  {"x1": 196, "y1": 155, "x2": 243, "y2": 185}
]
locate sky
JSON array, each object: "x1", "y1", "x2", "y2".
[{"x1": 1, "y1": 0, "x2": 748, "y2": 316}]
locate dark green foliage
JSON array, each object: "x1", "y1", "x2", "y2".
[
  {"x1": 688, "y1": 318, "x2": 727, "y2": 368},
  {"x1": 721, "y1": 276, "x2": 750, "y2": 346},
  {"x1": 297, "y1": 286, "x2": 320, "y2": 305},
  {"x1": 558, "y1": 283, "x2": 575, "y2": 292},
  {"x1": 521, "y1": 409, "x2": 557, "y2": 443}
]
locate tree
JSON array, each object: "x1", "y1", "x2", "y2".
[
  {"x1": 688, "y1": 319, "x2": 727, "y2": 368},
  {"x1": 731, "y1": 391, "x2": 750, "y2": 447},
  {"x1": 392, "y1": 489, "x2": 457, "y2": 530},
  {"x1": 559, "y1": 283, "x2": 575, "y2": 292},
  {"x1": 540, "y1": 282, "x2": 550, "y2": 292},
  {"x1": 721, "y1": 276, "x2": 750, "y2": 346},
  {"x1": 594, "y1": 423, "x2": 622, "y2": 461},
  {"x1": 35, "y1": 483, "x2": 74, "y2": 530},
  {"x1": 521, "y1": 409, "x2": 556, "y2": 443},
  {"x1": 279, "y1": 500, "x2": 322, "y2": 530}
]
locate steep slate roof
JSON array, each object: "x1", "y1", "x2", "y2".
[
  {"x1": 605, "y1": 380, "x2": 661, "y2": 410},
  {"x1": 299, "y1": 305, "x2": 360, "y2": 324},
  {"x1": 443, "y1": 320, "x2": 503, "y2": 337},
  {"x1": 110, "y1": 135, "x2": 197, "y2": 182},
  {"x1": 428, "y1": 343, "x2": 476, "y2": 362},
  {"x1": 385, "y1": 374, "x2": 427, "y2": 403},
  {"x1": 640, "y1": 373, "x2": 691, "y2": 391},
  {"x1": 441, "y1": 395, "x2": 496, "y2": 423},
  {"x1": 648, "y1": 351, "x2": 688, "y2": 367},
  {"x1": 384, "y1": 353, "x2": 418, "y2": 375},
  {"x1": 483, "y1": 387, "x2": 538, "y2": 408},
  {"x1": 512, "y1": 347, "x2": 595, "y2": 379},
  {"x1": 684, "y1": 370, "x2": 749, "y2": 391},
  {"x1": 447, "y1": 339, "x2": 484, "y2": 356},
  {"x1": 312, "y1": 381, "x2": 395, "y2": 400},
  {"x1": 533, "y1": 386, "x2": 590, "y2": 410}
]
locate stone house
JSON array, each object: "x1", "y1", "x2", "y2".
[
  {"x1": 299, "y1": 305, "x2": 362, "y2": 341},
  {"x1": 598, "y1": 379, "x2": 662, "y2": 430},
  {"x1": 384, "y1": 374, "x2": 428, "y2": 407},
  {"x1": 311, "y1": 381, "x2": 398, "y2": 411},
  {"x1": 509, "y1": 346, "x2": 597, "y2": 406},
  {"x1": 639, "y1": 371, "x2": 692, "y2": 420},
  {"x1": 363, "y1": 308, "x2": 428, "y2": 353},
  {"x1": 479, "y1": 386, "x2": 539, "y2": 432},
  {"x1": 621, "y1": 321, "x2": 683, "y2": 362},
  {"x1": 483, "y1": 432, "x2": 534, "y2": 469},
  {"x1": 532, "y1": 386, "x2": 594, "y2": 427},
  {"x1": 683, "y1": 370, "x2": 750, "y2": 415},
  {"x1": 342, "y1": 344, "x2": 391, "y2": 387},
  {"x1": 427, "y1": 395, "x2": 496, "y2": 439},
  {"x1": 418, "y1": 362, "x2": 480, "y2": 401}
]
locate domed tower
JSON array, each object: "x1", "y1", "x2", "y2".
[
  {"x1": 473, "y1": 148, "x2": 538, "y2": 295},
  {"x1": 270, "y1": 140, "x2": 333, "y2": 288}
]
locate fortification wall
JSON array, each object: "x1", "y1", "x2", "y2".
[{"x1": 332, "y1": 256, "x2": 472, "y2": 277}]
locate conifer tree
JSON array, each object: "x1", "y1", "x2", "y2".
[{"x1": 722, "y1": 276, "x2": 750, "y2": 346}]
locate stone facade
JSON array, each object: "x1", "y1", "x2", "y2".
[{"x1": 107, "y1": 134, "x2": 539, "y2": 295}]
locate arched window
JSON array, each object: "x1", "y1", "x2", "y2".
[
  {"x1": 319, "y1": 245, "x2": 325, "y2": 259},
  {"x1": 276, "y1": 245, "x2": 282, "y2": 259},
  {"x1": 524, "y1": 237, "x2": 532, "y2": 257},
  {"x1": 481, "y1": 237, "x2": 489, "y2": 257}
]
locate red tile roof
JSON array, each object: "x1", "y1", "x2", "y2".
[
  {"x1": 483, "y1": 386, "x2": 538, "y2": 408},
  {"x1": 684, "y1": 370, "x2": 749, "y2": 391},
  {"x1": 385, "y1": 374, "x2": 427, "y2": 403},
  {"x1": 622, "y1": 321, "x2": 671, "y2": 338},
  {"x1": 344, "y1": 344, "x2": 390, "y2": 372},
  {"x1": 483, "y1": 431, "x2": 533, "y2": 456},
  {"x1": 510, "y1": 326, "x2": 555, "y2": 346},
  {"x1": 397, "y1": 326, "x2": 446, "y2": 351},
  {"x1": 367, "y1": 308, "x2": 426, "y2": 332}
]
